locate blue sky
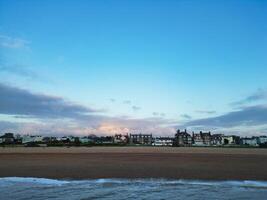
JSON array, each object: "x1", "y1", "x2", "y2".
[{"x1": 0, "y1": 0, "x2": 267, "y2": 136}]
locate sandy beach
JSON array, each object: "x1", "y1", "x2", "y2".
[{"x1": 0, "y1": 147, "x2": 267, "y2": 180}]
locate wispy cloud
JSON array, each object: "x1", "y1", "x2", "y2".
[
  {"x1": 0, "y1": 35, "x2": 30, "y2": 49},
  {"x1": 0, "y1": 58, "x2": 52, "y2": 83},
  {"x1": 152, "y1": 112, "x2": 159, "y2": 116},
  {"x1": 230, "y1": 89, "x2": 267, "y2": 107},
  {"x1": 123, "y1": 100, "x2": 131, "y2": 104},
  {"x1": 152, "y1": 112, "x2": 165, "y2": 117},
  {"x1": 132, "y1": 106, "x2": 141, "y2": 111},
  {"x1": 186, "y1": 105, "x2": 267, "y2": 128},
  {"x1": 109, "y1": 98, "x2": 116, "y2": 103},
  {"x1": 180, "y1": 114, "x2": 192, "y2": 120},
  {"x1": 160, "y1": 113, "x2": 165, "y2": 117},
  {"x1": 195, "y1": 110, "x2": 216, "y2": 114},
  {"x1": 0, "y1": 64, "x2": 39, "y2": 79}
]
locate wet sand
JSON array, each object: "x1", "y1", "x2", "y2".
[{"x1": 0, "y1": 147, "x2": 267, "y2": 180}]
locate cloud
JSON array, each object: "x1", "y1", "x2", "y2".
[
  {"x1": 0, "y1": 117, "x2": 176, "y2": 136},
  {"x1": 123, "y1": 100, "x2": 131, "y2": 104},
  {"x1": 186, "y1": 105, "x2": 267, "y2": 128},
  {"x1": 0, "y1": 35, "x2": 30, "y2": 49},
  {"x1": 109, "y1": 98, "x2": 116, "y2": 103},
  {"x1": 195, "y1": 110, "x2": 216, "y2": 114},
  {"x1": 231, "y1": 89, "x2": 267, "y2": 106},
  {"x1": 0, "y1": 84, "x2": 176, "y2": 136},
  {"x1": 0, "y1": 83, "x2": 100, "y2": 119},
  {"x1": 132, "y1": 106, "x2": 141, "y2": 111},
  {"x1": 0, "y1": 59, "x2": 51, "y2": 83},
  {"x1": 152, "y1": 112, "x2": 159, "y2": 116},
  {"x1": 0, "y1": 121, "x2": 19, "y2": 132},
  {"x1": 180, "y1": 114, "x2": 192, "y2": 120},
  {"x1": 152, "y1": 112, "x2": 165, "y2": 117},
  {"x1": 0, "y1": 64, "x2": 39, "y2": 80},
  {"x1": 160, "y1": 113, "x2": 166, "y2": 117}
]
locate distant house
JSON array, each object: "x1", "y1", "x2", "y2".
[
  {"x1": 222, "y1": 135, "x2": 240, "y2": 145},
  {"x1": 192, "y1": 131, "x2": 212, "y2": 146},
  {"x1": 88, "y1": 134, "x2": 99, "y2": 143},
  {"x1": 14, "y1": 134, "x2": 22, "y2": 144},
  {"x1": 192, "y1": 132, "x2": 204, "y2": 146},
  {"x1": 257, "y1": 136, "x2": 267, "y2": 145},
  {"x1": 113, "y1": 134, "x2": 128, "y2": 144},
  {"x1": 211, "y1": 134, "x2": 223, "y2": 146},
  {"x1": 153, "y1": 137, "x2": 174, "y2": 146},
  {"x1": 79, "y1": 136, "x2": 91, "y2": 144},
  {"x1": 22, "y1": 135, "x2": 43, "y2": 144},
  {"x1": 60, "y1": 136, "x2": 76, "y2": 143},
  {"x1": 0, "y1": 133, "x2": 15, "y2": 144},
  {"x1": 42, "y1": 137, "x2": 57, "y2": 143},
  {"x1": 97, "y1": 136, "x2": 114, "y2": 144},
  {"x1": 241, "y1": 137, "x2": 258, "y2": 146},
  {"x1": 129, "y1": 134, "x2": 152, "y2": 145},
  {"x1": 174, "y1": 129, "x2": 192, "y2": 146},
  {"x1": 201, "y1": 131, "x2": 211, "y2": 145}
]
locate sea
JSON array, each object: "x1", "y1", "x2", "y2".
[{"x1": 0, "y1": 177, "x2": 267, "y2": 200}]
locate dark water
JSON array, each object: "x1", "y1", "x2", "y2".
[{"x1": 0, "y1": 177, "x2": 267, "y2": 200}]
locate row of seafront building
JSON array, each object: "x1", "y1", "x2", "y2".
[{"x1": 0, "y1": 129, "x2": 267, "y2": 147}]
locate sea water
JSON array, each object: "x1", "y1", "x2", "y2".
[{"x1": 0, "y1": 177, "x2": 267, "y2": 199}]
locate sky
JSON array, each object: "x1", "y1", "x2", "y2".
[{"x1": 0, "y1": 0, "x2": 267, "y2": 136}]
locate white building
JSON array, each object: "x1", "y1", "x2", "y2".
[
  {"x1": 153, "y1": 137, "x2": 173, "y2": 146},
  {"x1": 22, "y1": 135, "x2": 43, "y2": 144},
  {"x1": 113, "y1": 134, "x2": 128, "y2": 144},
  {"x1": 60, "y1": 136, "x2": 76, "y2": 142},
  {"x1": 257, "y1": 136, "x2": 267, "y2": 144},
  {"x1": 241, "y1": 137, "x2": 258, "y2": 146},
  {"x1": 222, "y1": 135, "x2": 236, "y2": 145},
  {"x1": 79, "y1": 136, "x2": 93, "y2": 143},
  {"x1": 192, "y1": 133, "x2": 204, "y2": 146}
]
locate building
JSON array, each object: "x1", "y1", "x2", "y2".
[
  {"x1": 222, "y1": 135, "x2": 240, "y2": 145},
  {"x1": 129, "y1": 133, "x2": 152, "y2": 145},
  {"x1": 211, "y1": 134, "x2": 223, "y2": 146},
  {"x1": 257, "y1": 136, "x2": 267, "y2": 145},
  {"x1": 96, "y1": 136, "x2": 114, "y2": 144},
  {"x1": 241, "y1": 137, "x2": 258, "y2": 146},
  {"x1": 42, "y1": 137, "x2": 57, "y2": 143},
  {"x1": 79, "y1": 136, "x2": 94, "y2": 144},
  {"x1": 22, "y1": 135, "x2": 43, "y2": 144},
  {"x1": 0, "y1": 133, "x2": 15, "y2": 144},
  {"x1": 153, "y1": 137, "x2": 174, "y2": 146},
  {"x1": 174, "y1": 129, "x2": 192, "y2": 146},
  {"x1": 201, "y1": 131, "x2": 211, "y2": 145},
  {"x1": 192, "y1": 132, "x2": 204, "y2": 146},
  {"x1": 60, "y1": 136, "x2": 76, "y2": 143},
  {"x1": 113, "y1": 134, "x2": 128, "y2": 144},
  {"x1": 192, "y1": 131, "x2": 212, "y2": 146}
]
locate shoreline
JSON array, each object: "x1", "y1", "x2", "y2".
[{"x1": 1, "y1": 147, "x2": 267, "y2": 180}]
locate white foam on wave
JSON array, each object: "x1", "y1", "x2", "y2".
[
  {"x1": 81, "y1": 178, "x2": 267, "y2": 188},
  {"x1": 1, "y1": 177, "x2": 267, "y2": 188},
  {"x1": 70, "y1": 178, "x2": 267, "y2": 189},
  {"x1": 161, "y1": 179, "x2": 267, "y2": 188},
  {"x1": 0, "y1": 177, "x2": 70, "y2": 186}
]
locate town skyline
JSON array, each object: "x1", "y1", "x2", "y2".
[
  {"x1": 0, "y1": 0, "x2": 267, "y2": 136},
  {"x1": 1, "y1": 129, "x2": 267, "y2": 147}
]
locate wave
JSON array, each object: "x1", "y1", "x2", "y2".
[
  {"x1": 1, "y1": 177, "x2": 267, "y2": 188},
  {"x1": 0, "y1": 177, "x2": 70, "y2": 186}
]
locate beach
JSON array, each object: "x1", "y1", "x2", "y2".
[{"x1": 0, "y1": 147, "x2": 267, "y2": 180}]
